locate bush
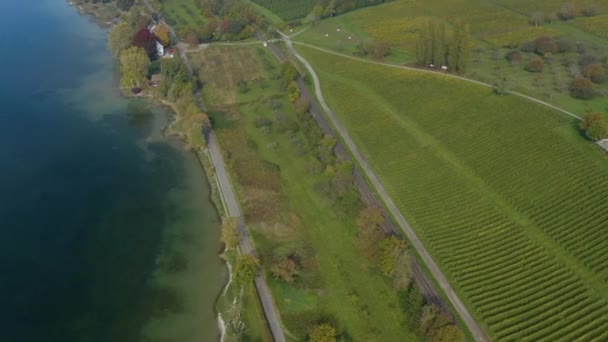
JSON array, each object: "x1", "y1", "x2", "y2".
[
  {"x1": 582, "y1": 5, "x2": 598, "y2": 17},
  {"x1": 309, "y1": 323, "x2": 337, "y2": 342},
  {"x1": 569, "y1": 76, "x2": 595, "y2": 99},
  {"x1": 583, "y1": 63, "x2": 607, "y2": 84},
  {"x1": 221, "y1": 217, "x2": 239, "y2": 250},
  {"x1": 235, "y1": 254, "x2": 259, "y2": 284},
  {"x1": 526, "y1": 57, "x2": 545, "y2": 72},
  {"x1": 271, "y1": 256, "x2": 300, "y2": 283},
  {"x1": 556, "y1": 37, "x2": 575, "y2": 53},
  {"x1": 580, "y1": 112, "x2": 608, "y2": 141}
]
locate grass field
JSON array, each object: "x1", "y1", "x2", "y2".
[
  {"x1": 190, "y1": 45, "x2": 422, "y2": 341},
  {"x1": 250, "y1": 0, "x2": 315, "y2": 21},
  {"x1": 295, "y1": 0, "x2": 608, "y2": 115},
  {"x1": 298, "y1": 45, "x2": 608, "y2": 341}
]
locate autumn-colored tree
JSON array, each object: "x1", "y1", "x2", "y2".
[
  {"x1": 580, "y1": 112, "x2": 608, "y2": 141},
  {"x1": 569, "y1": 76, "x2": 595, "y2": 99},
  {"x1": 354, "y1": 206, "x2": 385, "y2": 261},
  {"x1": 120, "y1": 46, "x2": 150, "y2": 88},
  {"x1": 221, "y1": 217, "x2": 239, "y2": 251},
  {"x1": 132, "y1": 27, "x2": 157, "y2": 58},
  {"x1": 378, "y1": 236, "x2": 407, "y2": 276},
  {"x1": 309, "y1": 323, "x2": 337, "y2": 342},
  {"x1": 108, "y1": 21, "x2": 132, "y2": 59},
  {"x1": 526, "y1": 57, "x2": 545, "y2": 72},
  {"x1": 235, "y1": 254, "x2": 259, "y2": 284},
  {"x1": 534, "y1": 36, "x2": 557, "y2": 55},
  {"x1": 154, "y1": 23, "x2": 170, "y2": 46},
  {"x1": 288, "y1": 82, "x2": 300, "y2": 103},
  {"x1": 583, "y1": 63, "x2": 607, "y2": 84},
  {"x1": 271, "y1": 257, "x2": 299, "y2": 283}
]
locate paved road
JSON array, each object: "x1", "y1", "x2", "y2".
[
  {"x1": 282, "y1": 34, "x2": 490, "y2": 342},
  {"x1": 141, "y1": 2, "x2": 286, "y2": 341}
]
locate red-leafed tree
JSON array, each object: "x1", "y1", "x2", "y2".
[{"x1": 132, "y1": 28, "x2": 157, "y2": 59}]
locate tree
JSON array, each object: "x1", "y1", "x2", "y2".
[
  {"x1": 569, "y1": 76, "x2": 595, "y2": 99},
  {"x1": 221, "y1": 217, "x2": 239, "y2": 250},
  {"x1": 116, "y1": 0, "x2": 134, "y2": 10},
  {"x1": 529, "y1": 12, "x2": 544, "y2": 27},
  {"x1": 582, "y1": 5, "x2": 598, "y2": 17},
  {"x1": 120, "y1": 46, "x2": 150, "y2": 88},
  {"x1": 378, "y1": 236, "x2": 407, "y2": 276},
  {"x1": 235, "y1": 254, "x2": 259, "y2": 284},
  {"x1": 309, "y1": 323, "x2": 337, "y2": 342},
  {"x1": 271, "y1": 256, "x2": 299, "y2": 283},
  {"x1": 132, "y1": 27, "x2": 157, "y2": 58},
  {"x1": 354, "y1": 206, "x2": 385, "y2": 261},
  {"x1": 505, "y1": 50, "x2": 521, "y2": 66},
  {"x1": 526, "y1": 57, "x2": 545, "y2": 72},
  {"x1": 108, "y1": 21, "x2": 132, "y2": 59},
  {"x1": 534, "y1": 36, "x2": 557, "y2": 55},
  {"x1": 583, "y1": 63, "x2": 607, "y2": 84},
  {"x1": 558, "y1": 3, "x2": 576, "y2": 21},
  {"x1": 154, "y1": 23, "x2": 170, "y2": 46},
  {"x1": 288, "y1": 82, "x2": 300, "y2": 103},
  {"x1": 449, "y1": 21, "x2": 471, "y2": 73},
  {"x1": 580, "y1": 112, "x2": 608, "y2": 141}
]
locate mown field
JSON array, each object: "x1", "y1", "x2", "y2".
[
  {"x1": 294, "y1": 0, "x2": 608, "y2": 116},
  {"x1": 190, "y1": 45, "x2": 423, "y2": 341},
  {"x1": 298, "y1": 45, "x2": 608, "y2": 340}
]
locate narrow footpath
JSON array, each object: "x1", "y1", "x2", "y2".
[
  {"x1": 280, "y1": 32, "x2": 490, "y2": 342},
  {"x1": 141, "y1": 2, "x2": 286, "y2": 341}
]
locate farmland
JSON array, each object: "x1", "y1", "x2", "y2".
[
  {"x1": 160, "y1": 0, "x2": 206, "y2": 33},
  {"x1": 297, "y1": 45, "x2": 608, "y2": 340},
  {"x1": 294, "y1": 0, "x2": 608, "y2": 116}
]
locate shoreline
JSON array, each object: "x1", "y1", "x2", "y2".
[{"x1": 67, "y1": 2, "x2": 231, "y2": 341}]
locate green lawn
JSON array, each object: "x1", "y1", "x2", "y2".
[
  {"x1": 161, "y1": 0, "x2": 206, "y2": 34},
  {"x1": 298, "y1": 44, "x2": 608, "y2": 341},
  {"x1": 193, "y1": 45, "x2": 422, "y2": 341}
]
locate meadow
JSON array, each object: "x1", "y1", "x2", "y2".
[
  {"x1": 298, "y1": 45, "x2": 608, "y2": 340},
  {"x1": 295, "y1": 0, "x2": 608, "y2": 115},
  {"x1": 250, "y1": 0, "x2": 315, "y2": 21},
  {"x1": 189, "y1": 45, "x2": 424, "y2": 341}
]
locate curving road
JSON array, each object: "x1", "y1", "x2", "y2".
[{"x1": 281, "y1": 33, "x2": 490, "y2": 342}]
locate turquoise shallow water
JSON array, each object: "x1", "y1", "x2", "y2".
[{"x1": 0, "y1": 1, "x2": 225, "y2": 341}]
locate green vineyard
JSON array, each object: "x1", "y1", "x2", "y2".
[{"x1": 299, "y1": 46, "x2": 608, "y2": 340}]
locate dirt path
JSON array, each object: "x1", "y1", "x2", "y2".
[{"x1": 281, "y1": 33, "x2": 490, "y2": 342}]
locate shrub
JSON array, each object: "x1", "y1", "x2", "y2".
[
  {"x1": 235, "y1": 254, "x2": 259, "y2": 284},
  {"x1": 569, "y1": 76, "x2": 595, "y2": 99},
  {"x1": 526, "y1": 57, "x2": 545, "y2": 72},
  {"x1": 271, "y1": 256, "x2": 300, "y2": 283},
  {"x1": 505, "y1": 50, "x2": 521, "y2": 65},
  {"x1": 556, "y1": 37, "x2": 575, "y2": 53},
  {"x1": 582, "y1": 5, "x2": 598, "y2": 17},
  {"x1": 309, "y1": 323, "x2": 337, "y2": 342},
  {"x1": 583, "y1": 63, "x2": 607, "y2": 84},
  {"x1": 221, "y1": 217, "x2": 239, "y2": 250},
  {"x1": 580, "y1": 112, "x2": 608, "y2": 141}
]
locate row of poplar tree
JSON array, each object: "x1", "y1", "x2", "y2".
[{"x1": 416, "y1": 20, "x2": 471, "y2": 73}]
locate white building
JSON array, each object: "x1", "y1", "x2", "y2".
[{"x1": 156, "y1": 41, "x2": 164, "y2": 58}]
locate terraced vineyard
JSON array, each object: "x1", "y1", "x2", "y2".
[{"x1": 298, "y1": 46, "x2": 608, "y2": 340}]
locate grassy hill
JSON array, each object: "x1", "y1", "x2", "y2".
[{"x1": 298, "y1": 44, "x2": 608, "y2": 340}]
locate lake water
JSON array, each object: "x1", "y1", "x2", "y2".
[{"x1": 0, "y1": 1, "x2": 225, "y2": 341}]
